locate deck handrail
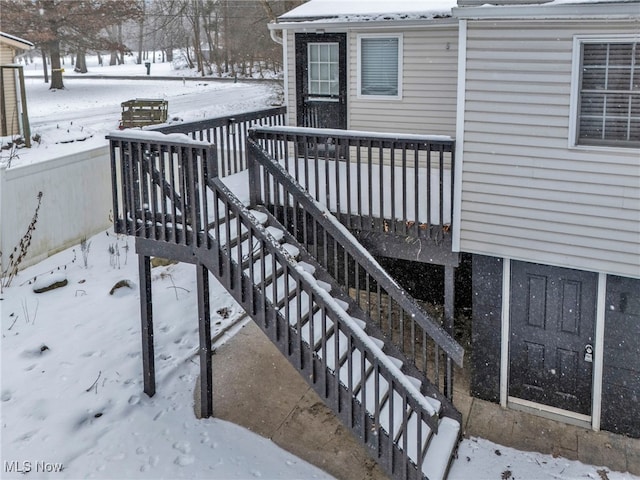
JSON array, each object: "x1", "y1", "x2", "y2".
[
  {"x1": 248, "y1": 125, "x2": 455, "y2": 245},
  {"x1": 150, "y1": 107, "x2": 286, "y2": 177},
  {"x1": 247, "y1": 133, "x2": 464, "y2": 372}
]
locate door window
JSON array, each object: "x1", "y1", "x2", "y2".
[{"x1": 307, "y1": 42, "x2": 339, "y2": 97}]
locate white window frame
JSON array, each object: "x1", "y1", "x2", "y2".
[
  {"x1": 569, "y1": 34, "x2": 640, "y2": 151},
  {"x1": 307, "y1": 42, "x2": 340, "y2": 99},
  {"x1": 357, "y1": 33, "x2": 403, "y2": 100}
]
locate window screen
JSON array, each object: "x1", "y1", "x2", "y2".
[{"x1": 360, "y1": 37, "x2": 400, "y2": 97}]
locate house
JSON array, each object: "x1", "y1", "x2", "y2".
[
  {"x1": 0, "y1": 32, "x2": 33, "y2": 146},
  {"x1": 270, "y1": 0, "x2": 640, "y2": 441},
  {"x1": 106, "y1": 0, "x2": 639, "y2": 478}
]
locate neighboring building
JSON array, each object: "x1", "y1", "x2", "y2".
[
  {"x1": 270, "y1": 0, "x2": 640, "y2": 440},
  {"x1": 0, "y1": 31, "x2": 33, "y2": 143}
]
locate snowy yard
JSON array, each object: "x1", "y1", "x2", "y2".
[
  {"x1": 1, "y1": 56, "x2": 638, "y2": 479},
  {"x1": 2, "y1": 229, "x2": 638, "y2": 480}
]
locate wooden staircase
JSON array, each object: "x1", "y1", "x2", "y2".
[{"x1": 108, "y1": 126, "x2": 464, "y2": 480}]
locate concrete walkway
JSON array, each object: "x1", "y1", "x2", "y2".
[{"x1": 196, "y1": 320, "x2": 639, "y2": 479}]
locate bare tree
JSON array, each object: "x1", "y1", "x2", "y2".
[{"x1": 0, "y1": 0, "x2": 141, "y2": 89}]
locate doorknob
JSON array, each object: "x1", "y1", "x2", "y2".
[{"x1": 584, "y1": 344, "x2": 593, "y2": 363}]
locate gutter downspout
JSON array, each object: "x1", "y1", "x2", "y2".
[{"x1": 269, "y1": 22, "x2": 283, "y2": 45}]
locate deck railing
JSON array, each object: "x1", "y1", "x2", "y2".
[
  {"x1": 151, "y1": 106, "x2": 286, "y2": 177},
  {"x1": 108, "y1": 130, "x2": 214, "y2": 242},
  {"x1": 108, "y1": 128, "x2": 463, "y2": 479},
  {"x1": 249, "y1": 126, "x2": 455, "y2": 244},
  {"x1": 247, "y1": 132, "x2": 463, "y2": 400}
]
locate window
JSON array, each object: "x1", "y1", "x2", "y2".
[
  {"x1": 358, "y1": 34, "x2": 403, "y2": 99},
  {"x1": 576, "y1": 40, "x2": 639, "y2": 147},
  {"x1": 308, "y1": 42, "x2": 339, "y2": 97}
]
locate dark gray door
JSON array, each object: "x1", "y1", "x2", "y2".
[
  {"x1": 295, "y1": 33, "x2": 347, "y2": 129},
  {"x1": 509, "y1": 261, "x2": 597, "y2": 415}
]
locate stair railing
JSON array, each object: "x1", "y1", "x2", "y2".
[
  {"x1": 204, "y1": 177, "x2": 443, "y2": 478},
  {"x1": 109, "y1": 128, "x2": 459, "y2": 478},
  {"x1": 247, "y1": 132, "x2": 464, "y2": 401},
  {"x1": 152, "y1": 107, "x2": 286, "y2": 177}
]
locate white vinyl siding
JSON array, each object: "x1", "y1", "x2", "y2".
[
  {"x1": 285, "y1": 26, "x2": 458, "y2": 136},
  {"x1": 1, "y1": 43, "x2": 20, "y2": 136},
  {"x1": 286, "y1": 30, "x2": 297, "y2": 126},
  {"x1": 357, "y1": 34, "x2": 402, "y2": 99},
  {"x1": 460, "y1": 20, "x2": 640, "y2": 278},
  {"x1": 350, "y1": 27, "x2": 458, "y2": 136}
]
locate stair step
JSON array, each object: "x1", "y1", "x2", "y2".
[
  {"x1": 315, "y1": 279, "x2": 332, "y2": 292},
  {"x1": 350, "y1": 317, "x2": 367, "y2": 330},
  {"x1": 379, "y1": 391, "x2": 408, "y2": 440},
  {"x1": 297, "y1": 261, "x2": 316, "y2": 275},
  {"x1": 338, "y1": 349, "x2": 373, "y2": 391},
  {"x1": 245, "y1": 253, "x2": 278, "y2": 283},
  {"x1": 421, "y1": 417, "x2": 460, "y2": 480},
  {"x1": 283, "y1": 291, "x2": 311, "y2": 324},
  {"x1": 265, "y1": 226, "x2": 285, "y2": 242},
  {"x1": 265, "y1": 274, "x2": 297, "y2": 305},
  {"x1": 357, "y1": 367, "x2": 390, "y2": 410},
  {"x1": 320, "y1": 330, "x2": 350, "y2": 371},
  {"x1": 214, "y1": 209, "x2": 267, "y2": 247},
  {"x1": 333, "y1": 297, "x2": 349, "y2": 312},
  {"x1": 281, "y1": 243, "x2": 300, "y2": 259},
  {"x1": 302, "y1": 310, "x2": 333, "y2": 348},
  {"x1": 248, "y1": 210, "x2": 268, "y2": 225},
  {"x1": 398, "y1": 411, "x2": 433, "y2": 465}
]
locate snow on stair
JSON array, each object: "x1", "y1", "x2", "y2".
[
  {"x1": 421, "y1": 417, "x2": 460, "y2": 480},
  {"x1": 221, "y1": 206, "x2": 459, "y2": 480}
]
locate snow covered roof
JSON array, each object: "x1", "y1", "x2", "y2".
[
  {"x1": 0, "y1": 32, "x2": 34, "y2": 50},
  {"x1": 278, "y1": 0, "x2": 457, "y2": 23},
  {"x1": 453, "y1": 0, "x2": 640, "y2": 19}
]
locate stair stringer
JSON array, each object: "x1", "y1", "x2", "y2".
[{"x1": 193, "y1": 177, "x2": 459, "y2": 480}]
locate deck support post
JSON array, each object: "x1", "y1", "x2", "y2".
[
  {"x1": 247, "y1": 141, "x2": 261, "y2": 207},
  {"x1": 197, "y1": 263, "x2": 213, "y2": 418},
  {"x1": 138, "y1": 254, "x2": 156, "y2": 397},
  {"x1": 444, "y1": 265, "x2": 455, "y2": 400}
]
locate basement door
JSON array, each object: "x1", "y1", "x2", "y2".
[
  {"x1": 295, "y1": 33, "x2": 347, "y2": 129},
  {"x1": 509, "y1": 262, "x2": 597, "y2": 416}
]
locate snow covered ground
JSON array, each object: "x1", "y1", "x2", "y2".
[
  {"x1": 2, "y1": 229, "x2": 638, "y2": 480},
  {"x1": 3, "y1": 55, "x2": 282, "y2": 168},
  {"x1": 1, "y1": 55, "x2": 639, "y2": 479}
]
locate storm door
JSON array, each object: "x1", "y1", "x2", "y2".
[
  {"x1": 509, "y1": 262, "x2": 597, "y2": 415},
  {"x1": 295, "y1": 33, "x2": 347, "y2": 129}
]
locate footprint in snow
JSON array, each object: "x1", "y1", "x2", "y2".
[
  {"x1": 1, "y1": 390, "x2": 12, "y2": 402},
  {"x1": 174, "y1": 455, "x2": 195, "y2": 467},
  {"x1": 173, "y1": 441, "x2": 191, "y2": 454}
]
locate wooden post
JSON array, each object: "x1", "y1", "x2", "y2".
[
  {"x1": 197, "y1": 263, "x2": 213, "y2": 418},
  {"x1": 444, "y1": 265, "x2": 455, "y2": 399},
  {"x1": 18, "y1": 66, "x2": 31, "y2": 147},
  {"x1": 138, "y1": 254, "x2": 155, "y2": 397}
]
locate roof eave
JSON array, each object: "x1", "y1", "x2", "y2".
[
  {"x1": 269, "y1": 16, "x2": 458, "y2": 31},
  {"x1": 0, "y1": 32, "x2": 35, "y2": 50},
  {"x1": 453, "y1": 2, "x2": 640, "y2": 20}
]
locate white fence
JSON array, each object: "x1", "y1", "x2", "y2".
[{"x1": 0, "y1": 145, "x2": 112, "y2": 272}]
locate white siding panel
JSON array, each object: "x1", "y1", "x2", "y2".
[
  {"x1": 460, "y1": 20, "x2": 640, "y2": 278},
  {"x1": 348, "y1": 27, "x2": 458, "y2": 136},
  {"x1": 286, "y1": 31, "x2": 296, "y2": 126}
]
